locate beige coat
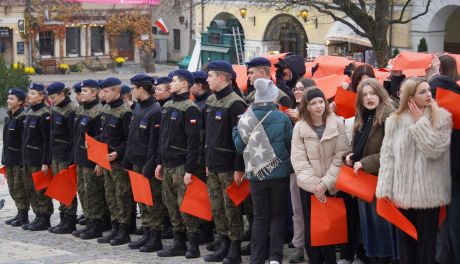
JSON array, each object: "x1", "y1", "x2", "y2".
[
  {"x1": 376, "y1": 104, "x2": 452, "y2": 209},
  {"x1": 291, "y1": 114, "x2": 350, "y2": 194}
]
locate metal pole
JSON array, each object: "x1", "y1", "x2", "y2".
[{"x1": 189, "y1": 0, "x2": 193, "y2": 54}]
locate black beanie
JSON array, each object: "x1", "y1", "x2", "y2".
[{"x1": 306, "y1": 88, "x2": 325, "y2": 102}]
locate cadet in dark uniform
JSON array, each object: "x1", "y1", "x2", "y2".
[
  {"x1": 121, "y1": 84, "x2": 136, "y2": 110},
  {"x1": 95, "y1": 77, "x2": 133, "y2": 246},
  {"x1": 21, "y1": 83, "x2": 53, "y2": 231},
  {"x1": 191, "y1": 71, "x2": 211, "y2": 111},
  {"x1": 72, "y1": 80, "x2": 106, "y2": 240},
  {"x1": 124, "y1": 74, "x2": 165, "y2": 252},
  {"x1": 73, "y1": 82, "x2": 83, "y2": 105},
  {"x1": 154, "y1": 70, "x2": 203, "y2": 259},
  {"x1": 3, "y1": 88, "x2": 28, "y2": 227},
  {"x1": 204, "y1": 61, "x2": 247, "y2": 264},
  {"x1": 46, "y1": 82, "x2": 79, "y2": 234},
  {"x1": 154, "y1": 77, "x2": 173, "y2": 107}
]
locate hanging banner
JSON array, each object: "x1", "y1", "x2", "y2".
[{"x1": 68, "y1": 0, "x2": 160, "y2": 5}]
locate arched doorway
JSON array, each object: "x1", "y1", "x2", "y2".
[
  {"x1": 443, "y1": 7, "x2": 460, "y2": 53},
  {"x1": 263, "y1": 14, "x2": 308, "y2": 57}
]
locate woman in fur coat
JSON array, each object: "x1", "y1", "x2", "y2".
[{"x1": 376, "y1": 77, "x2": 452, "y2": 264}]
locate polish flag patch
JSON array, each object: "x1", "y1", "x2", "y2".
[
  {"x1": 154, "y1": 124, "x2": 160, "y2": 128},
  {"x1": 190, "y1": 119, "x2": 197, "y2": 125}
]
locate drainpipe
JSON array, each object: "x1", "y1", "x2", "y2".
[{"x1": 389, "y1": 1, "x2": 394, "y2": 57}]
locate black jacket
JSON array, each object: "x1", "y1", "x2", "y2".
[
  {"x1": 22, "y1": 102, "x2": 51, "y2": 167},
  {"x1": 276, "y1": 55, "x2": 306, "y2": 105},
  {"x1": 194, "y1": 91, "x2": 211, "y2": 112},
  {"x1": 98, "y1": 97, "x2": 132, "y2": 162},
  {"x1": 157, "y1": 92, "x2": 202, "y2": 173},
  {"x1": 2, "y1": 107, "x2": 25, "y2": 166},
  {"x1": 50, "y1": 97, "x2": 77, "y2": 163},
  {"x1": 204, "y1": 86, "x2": 247, "y2": 172},
  {"x1": 125, "y1": 97, "x2": 162, "y2": 178}
]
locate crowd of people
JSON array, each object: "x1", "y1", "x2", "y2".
[{"x1": 2, "y1": 52, "x2": 460, "y2": 264}]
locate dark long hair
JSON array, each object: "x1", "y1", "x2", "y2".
[{"x1": 350, "y1": 64, "x2": 375, "y2": 92}]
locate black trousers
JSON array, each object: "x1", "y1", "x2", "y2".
[
  {"x1": 250, "y1": 177, "x2": 290, "y2": 264},
  {"x1": 399, "y1": 208, "x2": 439, "y2": 264},
  {"x1": 299, "y1": 189, "x2": 336, "y2": 264}
]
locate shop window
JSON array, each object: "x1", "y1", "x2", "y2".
[
  {"x1": 174, "y1": 29, "x2": 180, "y2": 50},
  {"x1": 91, "y1": 26, "x2": 105, "y2": 56},
  {"x1": 66, "y1": 27, "x2": 81, "y2": 56},
  {"x1": 39, "y1": 31, "x2": 54, "y2": 57}
]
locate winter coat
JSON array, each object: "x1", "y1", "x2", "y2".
[
  {"x1": 429, "y1": 75, "x2": 460, "y2": 98},
  {"x1": 233, "y1": 103, "x2": 293, "y2": 181},
  {"x1": 376, "y1": 104, "x2": 452, "y2": 209},
  {"x1": 291, "y1": 114, "x2": 349, "y2": 194}
]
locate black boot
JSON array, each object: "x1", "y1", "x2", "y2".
[
  {"x1": 78, "y1": 216, "x2": 88, "y2": 225},
  {"x1": 161, "y1": 217, "x2": 173, "y2": 239},
  {"x1": 204, "y1": 235, "x2": 230, "y2": 262},
  {"x1": 72, "y1": 224, "x2": 90, "y2": 237},
  {"x1": 110, "y1": 223, "x2": 131, "y2": 246},
  {"x1": 199, "y1": 222, "x2": 215, "y2": 244},
  {"x1": 223, "y1": 240, "x2": 242, "y2": 264},
  {"x1": 128, "y1": 227, "x2": 150, "y2": 249},
  {"x1": 97, "y1": 221, "x2": 119, "y2": 244},
  {"x1": 54, "y1": 214, "x2": 77, "y2": 234},
  {"x1": 100, "y1": 215, "x2": 112, "y2": 232},
  {"x1": 77, "y1": 214, "x2": 85, "y2": 223},
  {"x1": 185, "y1": 232, "x2": 200, "y2": 259},
  {"x1": 241, "y1": 241, "x2": 251, "y2": 256},
  {"x1": 205, "y1": 234, "x2": 224, "y2": 251},
  {"x1": 11, "y1": 209, "x2": 29, "y2": 227},
  {"x1": 140, "y1": 229, "x2": 163, "y2": 252},
  {"x1": 80, "y1": 219, "x2": 103, "y2": 239},
  {"x1": 28, "y1": 214, "x2": 51, "y2": 231},
  {"x1": 49, "y1": 213, "x2": 67, "y2": 233},
  {"x1": 22, "y1": 214, "x2": 39, "y2": 230},
  {"x1": 157, "y1": 231, "x2": 187, "y2": 257},
  {"x1": 5, "y1": 209, "x2": 19, "y2": 225}
]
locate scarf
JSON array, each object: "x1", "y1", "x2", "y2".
[
  {"x1": 237, "y1": 107, "x2": 281, "y2": 180},
  {"x1": 352, "y1": 109, "x2": 375, "y2": 162}
]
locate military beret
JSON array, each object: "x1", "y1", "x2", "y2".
[
  {"x1": 207, "y1": 61, "x2": 234, "y2": 75},
  {"x1": 130, "y1": 74, "x2": 155, "y2": 86},
  {"x1": 156, "y1": 77, "x2": 172, "y2": 86},
  {"x1": 192, "y1": 71, "x2": 208, "y2": 84},
  {"x1": 46, "y1": 82, "x2": 65, "y2": 95},
  {"x1": 173, "y1": 69, "x2": 194, "y2": 86},
  {"x1": 100, "y1": 77, "x2": 121, "y2": 89},
  {"x1": 121, "y1": 85, "x2": 132, "y2": 95},
  {"x1": 246, "y1": 57, "x2": 271, "y2": 69},
  {"x1": 80, "y1": 79, "x2": 100, "y2": 90},
  {"x1": 29, "y1": 83, "x2": 45, "y2": 92},
  {"x1": 8, "y1": 88, "x2": 26, "y2": 101},
  {"x1": 72, "y1": 82, "x2": 82, "y2": 93}
]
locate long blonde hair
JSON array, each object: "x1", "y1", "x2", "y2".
[
  {"x1": 354, "y1": 78, "x2": 394, "y2": 134},
  {"x1": 396, "y1": 77, "x2": 438, "y2": 126}
]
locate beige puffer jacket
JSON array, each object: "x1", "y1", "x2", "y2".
[{"x1": 291, "y1": 114, "x2": 350, "y2": 194}]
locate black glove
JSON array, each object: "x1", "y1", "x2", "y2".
[{"x1": 142, "y1": 163, "x2": 155, "y2": 179}]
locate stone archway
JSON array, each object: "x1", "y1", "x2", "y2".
[
  {"x1": 263, "y1": 14, "x2": 308, "y2": 57},
  {"x1": 411, "y1": 0, "x2": 460, "y2": 52}
]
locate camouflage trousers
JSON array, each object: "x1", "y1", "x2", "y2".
[
  {"x1": 23, "y1": 166, "x2": 54, "y2": 215},
  {"x1": 207, "y1": 171, "x2": 244, "y2": 241},
  {"x1": 79, "y1": 165, "x2": 107, "y2": 220},
  {"x1": 133, "y1": 165, "x2": 165, "y2": 231},
  {"x1": 6, "y1": 165, "x2": 29, "y2": 210},
  {"x1": 51, "y1": 160, "x2": 78, "y2": 215},
  {"x1": 103, "y1": 161, "x2": 134, "y2": 224},
  {"x1": 162, "y1": 165, "x2": 200, "y2": 233}
]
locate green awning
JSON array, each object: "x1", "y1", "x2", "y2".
[{"x1": 201, "y1": 45, "x2": 230, "y2": 53}]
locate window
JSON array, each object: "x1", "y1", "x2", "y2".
[
  {"x1": 91, "y1": 26, "x2": 105, "y2": 56},
  {"x1": 66, "y1": 27, "x2": 80, "y2": 56},
  {"x1": 173, "y1": 29, "x2": 180, "y2": 50},
  {"x1": 39, "y1": 31, "x2": 54, "y2": 56}
]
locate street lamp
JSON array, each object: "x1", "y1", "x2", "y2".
[
  {"x1": 299, "y1": 9, "x2": 318, "y2": 28},
  {"x1": 239, "y1": 7, "x2": 255, "y2": 26}
]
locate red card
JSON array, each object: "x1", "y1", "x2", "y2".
[
  {"x1": 226, "y1": 179, "x2": 250, "y2": 206},
  {"x1": 127, "y1": 170, "x2": 153, "y2": 206},
  {"x1": 311, "y1": 196, "x2": 348, "y2": 246},
  {"x1": 180, "y1": 176, "x2": 213, "y2": 221},
  {"x1": 312, "y1": 56, "x2": 354, "y2": 79},
  {"x1": 334, "y1": 89, "x2": 357, "y2": 118},
  {"x1": 85, "y1": 133, "x2": 111, "y2": 171},
  {"x1": 45, "y1": 168, "x2": 77, "y2": 207},
  {"x1": 32, "y1": 170, "x2": 53, "y2": 191},
  {"x1": 402, "y1": 68, "x2": 426, "y2": 77},
  {"x1": 439, "y1": 206, "x2": 447, "y2": 227},
  {"x1": 232, "y1": 64, "x2": 248, "y2": 93},
  {"x1": 0, "y1": 165, "x2": 6, "y2": 179},
  {"x1": 376, "y1": 198, "x2": 418, "y2": 240},
  {"x1": 392, "y1": 51, "x2": 433, "y2": 71},
  {"x1": 336, "y1": 165, "x2": 378, "y2": 203},
  {"x1": 315, "y1": 74, "x2": 343, "y2": 99},
  {"x1": 278, "y1": 105, "x2": 289, "y2": 112},
  {"x1": 436, "y1": 88, "x2": 460, "y2": 130}
]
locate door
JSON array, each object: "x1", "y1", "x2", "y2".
[{"x1": 117, "y1": 30, "x2": 134, "y2": 61}]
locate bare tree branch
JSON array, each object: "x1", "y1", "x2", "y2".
[{"x1": 390, "y1": 0, "x2": 431, "y2": 24}]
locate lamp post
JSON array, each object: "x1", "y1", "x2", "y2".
[{"x1": 299, "y1": 9, "x2": 318, "y2": 28}]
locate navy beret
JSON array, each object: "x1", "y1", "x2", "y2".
[
  {"x1": 173, "y1": 69, "x2": 194, "y2": 86},
  {"x1": 207, "y1": 61, "x2": 234, "y2": 75},
  {"x1": 156, "y1": 77, "x2": 172, "y2": 86},
  {"x1": 246, "y1": 57, "x2": 271, "y2": 69},
  {"x1": 130, "y1": 74, "x2": 155, "y2": 86},
  {"x1": 100, "y1": 77, "x2": 121, "y2": 89},
  {"x1": 8, "y1": 88, "x2": 26, "y2": 101},
  {"x1": 29, "y1": 83, "x2": 45, "y2": 92},
  {"x1": 167, "y1": 70, "x2": 176, "y2": 78},
  {"x1": 72, "y1": 82, "x2": 82, "y2": 93},
  {"x1": 192, "y1": 71, "x2": 208, "y2": 84},
  {"x1": 46, "y1": 82, "x2": 65, "y2": 95},
  {"x1": 231, "y1": 69, "x2": 237, "y2": 81},
  {"x1": 121, "y1": 85, "x2": 131, "y2": 95},
  {"x1": 80, "y1": 79, "x2": 100, "y2": 90}
]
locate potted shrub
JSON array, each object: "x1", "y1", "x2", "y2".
[
  {"x1": 115, "y1": 57, "x2": 125, "y2": 67},
  {"x1": 24, "y1": 66, "x2": 36, "y2": 75},
  {"x1": 59, "y1": 63, "x2": 69, "y2": 74}
]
